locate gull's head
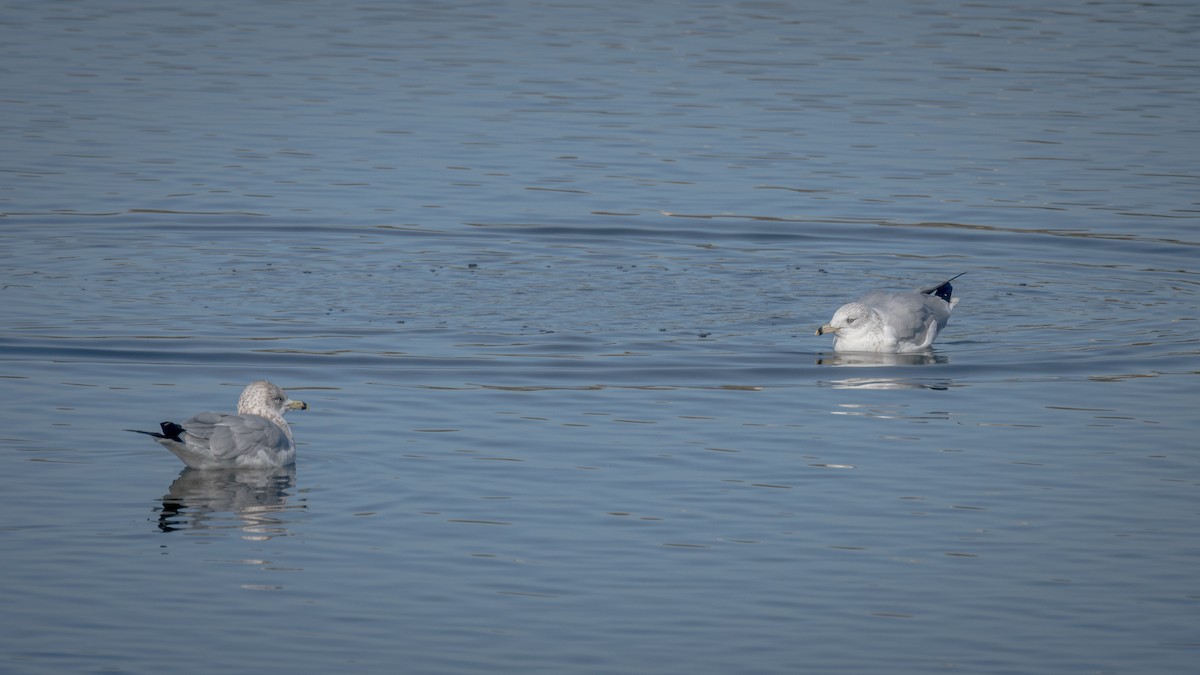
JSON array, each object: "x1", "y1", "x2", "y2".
[
  {"x1": 815, "y1": 302, "x2": 875, "y2": 337},
  {"x1": 238, "y1": 380, "x2": 308, "y2": 419}
]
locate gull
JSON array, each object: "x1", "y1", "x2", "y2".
[
  {"x1": 816, "y1": 273, "x2": 964, "y2": 353},
  {"x1": 129, "y1": 380, "x2": 307, "y2": 469}
]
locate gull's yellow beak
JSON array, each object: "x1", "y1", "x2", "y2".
[
  {"x1": 287, "y1": 400, "x2": 308, "y2": 411},
  {"x1": 815, "y1": 324, "x2": 836, "y2": 336}
]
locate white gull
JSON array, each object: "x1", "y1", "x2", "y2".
[
  {"x1": 129, "y1": 380, "x2": 307, "y2": 469},
  {"x1": 816, "y1": 273, "x2": 964, "y2": 353}
]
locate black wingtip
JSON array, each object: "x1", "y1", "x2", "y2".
[
  {"x1": 125, "y1": 422, "x2": 184, "y2": 441},
  {"x1": 159, "y1": 421, "x2": 185, "y2": 442},
  {"x1": 923, "y1": 272, "x2": 967, "y2": 303},
  {"x1": 125, "y1": 428, "x2": 162, "y2": 438}
]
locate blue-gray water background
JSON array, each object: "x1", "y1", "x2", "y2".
[{"x1": 2, "y1": 1, "x2": 1198, "y2": 672}]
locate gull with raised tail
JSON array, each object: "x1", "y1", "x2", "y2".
[
  {"x1": 128, "y1": 380, "x2": 307, "y2": 469},
  {"x1": 816, "y1": 273, "x2": 965, "y2": 353}
]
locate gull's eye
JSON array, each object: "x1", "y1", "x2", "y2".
[{"x1": 846, "y1": 317, "x2": 856, "y2": 325}]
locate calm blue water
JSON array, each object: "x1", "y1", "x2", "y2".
[{"x1": 2, "y1": 1, "x2": 1198, "y2": 673}]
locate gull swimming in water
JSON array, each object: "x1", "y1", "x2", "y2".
[
  {"x1": 128, "y1": 380, "x2": 307, "y2": 469},
  {"x1": 816, "y1": 273, "x2": 964, "y2": 353}
]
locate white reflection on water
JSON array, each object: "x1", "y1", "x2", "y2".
[
  {"x1": 157, "y1": 465, "x2": 300, "y2": 540},
  {"x1": 827, "y1": 377, "x2": 955, "y2": 391},
  {"x1": 816, "y1": 351, "x2": 956, "y2": 390},
  {"x1": 816, "y1": 352, "x2": 948, "y2": 367}
]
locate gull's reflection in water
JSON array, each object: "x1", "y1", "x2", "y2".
[
  {"x1": 157, "y1": 465, "x2": 300, "y2": 540},
  {"x1": 816, "y1": 351, "x2": 956, "y2": 390}
]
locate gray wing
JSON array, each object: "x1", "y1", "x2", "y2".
[
  {"x1": 860, "y1": 290, "x2": 950, "y2": 346},
  {"x1": 180, "y1": 412, "x2": 289, "y2": 460}
]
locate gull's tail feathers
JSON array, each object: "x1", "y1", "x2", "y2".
[
  {"x1": 124, "y1": 422, "x2": 184, "y2": 442},
  {"x1": 922, "y1": 272, "x2": 967, "y2": 303}
]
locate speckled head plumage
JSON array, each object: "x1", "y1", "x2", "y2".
[
  {"x1": 817, "y1": 301, "x2": 885, "y2": 350},
  {"x1": 237, "y1": 380, "x2": 307, "y2": 440}
]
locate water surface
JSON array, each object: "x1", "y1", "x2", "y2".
[{"x1": 2, "y1": 1, "x2": 1198, "y2": 673}]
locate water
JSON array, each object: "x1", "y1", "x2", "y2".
[{"x1": 2, "y1": 1, "x2": 1198, "y2": 673}]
